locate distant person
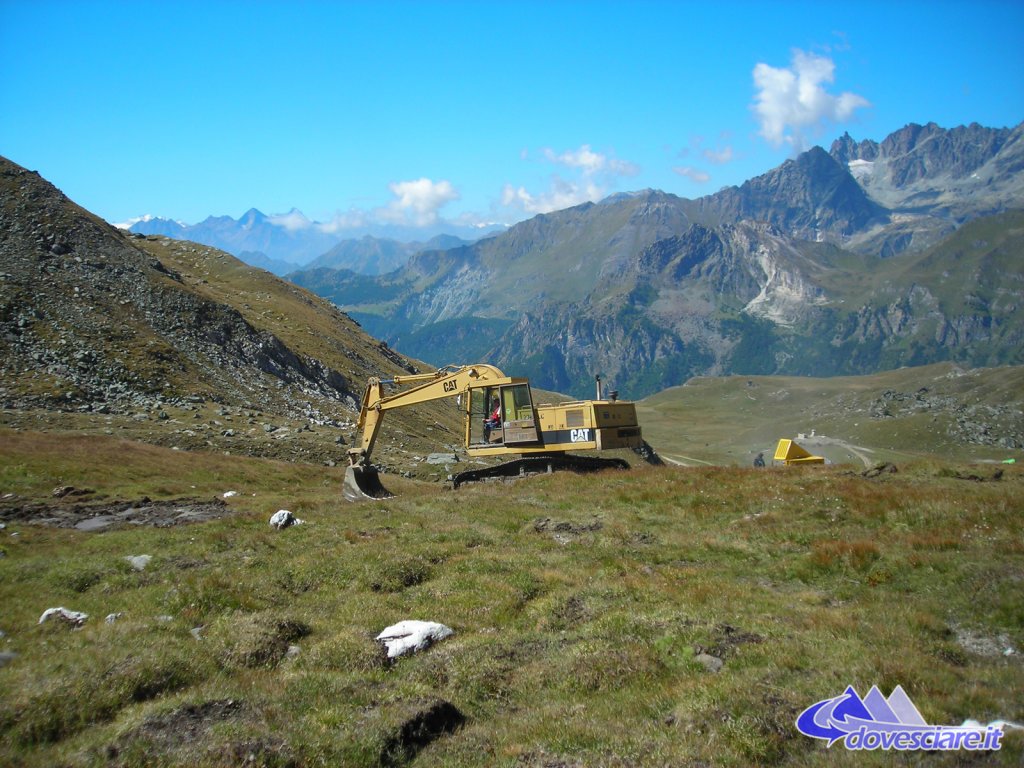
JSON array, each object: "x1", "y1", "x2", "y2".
[
  {"x1": 753, "y1": 452, "x2": 765, "y2": 468},
  {"x1": 483, "y1": 397, "x2": 501, "y2": 441}
]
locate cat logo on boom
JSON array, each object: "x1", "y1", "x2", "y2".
[
  {"x1": 570, "y1": 428, "x2": 591, "y2": 443},
  {"x1": 443, "y1": 380, "x2": 459, "y2": 393}
]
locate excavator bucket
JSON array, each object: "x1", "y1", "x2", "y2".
[
  {"x1": 773, "y1": 439, "x2": 825, "y2": 465},
  {"x1": 343, "y1": 465, "x2": 394, "y2": 501}
]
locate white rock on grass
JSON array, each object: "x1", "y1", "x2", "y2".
[
  {"x1": 125, "y1": 554, "x2": 152, "y2": 571},
  {"x1": 694, "y1": 652, "x2": 724, "y2": 673},
  {"x1": 426, "y1": 453, "x2": 458, "y2": 465},
  {"x1": 269, "y1": 510, "x2": 304, "y2": 529},
  {"x1": 39, "y1": 607, "x2": 88, "y2": 627},
  {"x1": 376, "y1": 620, "x2": 453, "y2": 659}
]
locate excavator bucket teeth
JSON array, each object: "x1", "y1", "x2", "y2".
[{"x1": 343, "y1": 465, "x2": 394, "y2": 501}]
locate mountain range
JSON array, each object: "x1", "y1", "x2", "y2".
[
  {"x1": 286, "y1": 121, "x2": 1024, "y2": 398},
  {"x1": 125, "y1": 209, "x2": 501, "y2": 275}
]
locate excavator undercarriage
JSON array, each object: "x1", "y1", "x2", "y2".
[{"x1": 449, "y1": 454, "x2": 631, "y2": 489}]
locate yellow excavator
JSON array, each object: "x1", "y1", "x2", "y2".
[{"x1": 344, "y1": 363, "x2": 644, "y2": 500}]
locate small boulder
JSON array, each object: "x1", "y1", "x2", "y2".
[
  {"x1": 269, "y1": 510, "x2": 304, "y2": 530},
  {"x1": 694, "y1": 652, "x2": 724, "y2": 673},
  {"x1": 39, "y1": 607, "x2": 88, "y2": 627},
  {"x1": 376, "y1": 620, "x2": 453, "y2": 659},
  {"x1": 125, "y1": 554, "x2": 152, "y2": 571},
  {"x1": 426, "y1": 453, "x2": 458, "y2": 465}
]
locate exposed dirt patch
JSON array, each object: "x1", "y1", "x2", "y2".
[
  {"x1": 944, "y1": 468, "x2": 1004, "y2": 482},
  {"x1": 516, "y1": 751, "x2": 586, "y2": 768},
  {"x1": 953, "y1": 625, "x2": 1018, "y2": 658},
  {"x1": 532, "y1": 516, "x2": 604, "y2": 546},
  {"x1": 107, "y1": 700, "x2": 244, "y2": 755},
  {"x1": 379, "y1": 698, "x2": 465, "y2": 767},
  {"x1": 211, "y1": 612, "x2": 311, "y2": 670},
  {"x1": 104, "y1": 698, "x2": 299, "y2": 766},
  {"x1": 694, "y1": 623, "x2": 765, "y2": 660},
  {"x1": 533, "y1": 517, "x2": 603, "y2": 535},
  {"x1": 0, "y1": 496, "x2": 236, "y2": 530}
]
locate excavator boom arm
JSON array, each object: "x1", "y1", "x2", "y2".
[{"x1": 348, "y1": 364, "x2": 506, "y2": 467}]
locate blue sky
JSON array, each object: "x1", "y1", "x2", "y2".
[{"x1": 2, "y1": 0, "x2": 1022, "y2": 235}]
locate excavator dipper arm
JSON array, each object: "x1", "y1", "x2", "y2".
[{"x1": 343, "y1": 364, "x2": 506, "y2": 500}]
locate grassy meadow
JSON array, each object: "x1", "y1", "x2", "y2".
[
  {"x1": 1, "y1": 428, "x2": 1022, "y2": 766},
  {"x1": 638, "y1": 363, "x2": 1024, "y2": 467}
]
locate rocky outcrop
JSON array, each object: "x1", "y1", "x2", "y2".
[
  {"x1": 695, "y1": 146, "x2": 889, "y2": 241},
  {"x1": 0, "y1": 156, "x2": 409, "y2": 420},
  {"x1": 832, "y1": 122, "x2": 1017, "y2": 186},
  {"x1": 869, "y1": 387, "x2": 1023, "y2": 449},
  {"x1": 829, "y1": 122, "x2": 1024, "y2": 242}
]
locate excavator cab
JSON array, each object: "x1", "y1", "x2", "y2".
[{"x1": 467, "y1": 381, "x2": 539, "y2": 447}]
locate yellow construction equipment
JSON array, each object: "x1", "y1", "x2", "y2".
[
  {"x1": 344, "y1": 364, "x2": 644, "y2": 499},
  {"x1": 773, "y1": 438, "x2": 825, "y2": 466}
]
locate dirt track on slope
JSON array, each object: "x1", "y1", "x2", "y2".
[{"x1": 0, "y1": 495, "x2": 236, "y2": 530}]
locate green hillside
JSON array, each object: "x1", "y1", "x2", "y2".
[
  {"x1": 1, "y1": 429, "x2": 1022, "y2": 766},
  {"x1": 639, "y1": 363, "x2": 1024, "y2": 467}
]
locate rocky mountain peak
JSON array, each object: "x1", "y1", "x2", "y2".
[
  {"x1": 829, "y1": 131, "x2": 880, "y2": 165},
  {"x1": 879, "y1": 122, "x2": 1012, "y2": 186},
  {"x1": 702, "y1": 143, "x2": 887, "y2": 239},
  {"x1": 239, "y1": 208, "x2": 268, "y2": 228}
]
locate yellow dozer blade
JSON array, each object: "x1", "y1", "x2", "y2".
[{"x1": 773, "y1": 438, "x2": 825, "y2": 466}]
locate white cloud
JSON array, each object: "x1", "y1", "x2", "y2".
[
  {"x1": 672, "y1": 166, "x2": 711, "y2": 184},
  {"x1": 316, "y1": 209, "x2": 370, "y2": 234},
  {"x1": 268, "y1": 209, "x2": 313, "y2": 231},
  {"x1": 310, "y1": 179, "x2": 459, "y2": 233},
  {"x1": 501, "y1": 176, "x2": 605, "y2": 215},
  {"x1": 752, "y1": 49, "x2": 870, "y2": 150},
  {"x1": 501, "y1": 144, "x2": 639, "y2": 215},
  {"x1": 702, "y1": 145, "x2": 733, "y2": 165},
  {"x1": 381, "y1": 177, "x2": 460, "y2": 226},
  {"x1": 542, "y1": 144, "x2": 640, "y2": 177}
]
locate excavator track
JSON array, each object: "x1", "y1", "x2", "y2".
[{"x1": 450, "y1": 454, "x2": 629, "y2": 489}]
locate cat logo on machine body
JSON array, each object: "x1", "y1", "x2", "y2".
[{"x1": 570, "y1": 428, "x2": 591, "y2": 443}]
